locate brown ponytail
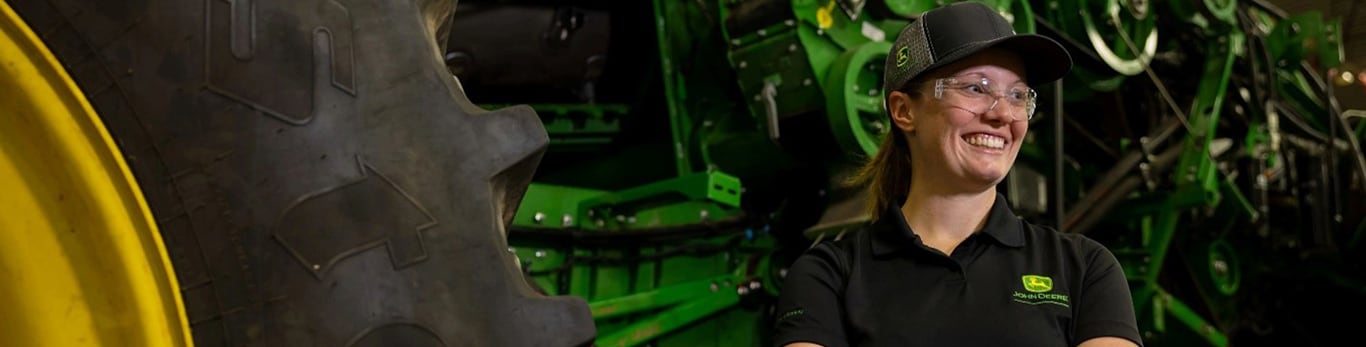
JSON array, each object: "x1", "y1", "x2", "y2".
[{"x1": 844, "y1": 130, "x2": 912, "y2": 223}]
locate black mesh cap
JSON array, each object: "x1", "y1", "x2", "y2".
[{"x1": 882, "y1": 2, "x2": 1072, "y2": 95}]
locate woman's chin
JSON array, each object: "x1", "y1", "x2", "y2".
[{"x1": 962, "y1": 168, "x2": 1010, "y2": 188}]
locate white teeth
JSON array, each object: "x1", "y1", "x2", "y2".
[{"x1": 965, "y1": 134, "x2": 1006, "y2": 149}]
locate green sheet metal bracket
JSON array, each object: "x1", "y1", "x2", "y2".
[
  {"x1": 1177, "y1": 31, "x2": 1243, "y2": 205},
  {"x1": 1146, "y1": 31, "x2": 1240, "y2": 286},
  {"x1": 1150, "y1": 286, "x2": 1229, "y2": 347},
  {"x1": 590, "y1": 274, "x2": 741, "y2": 320},
  {"x1": 513, "y1": 184, "x2": 607, "y2": 228},
  {"x1": 1141, "y1": 30, "x2": 1240, "y2": 292},
  {"x1": 1267, "y1": 11, "x2": 1343, "y2": 71},
  {"x1": 1131, "y1": 32, "x2": 1242, "y2": 347},
  {"x1": 513, "y1": 170, "x2": 741, "y2": 230},
  {"x1": 577, "y1": 170, "x2": 743, "y2": 228},
  {"x1": 592, "y1": 274, "x2": 745, "y2": 347}
]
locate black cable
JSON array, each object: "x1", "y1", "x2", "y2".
[
  {"x1": 1273, "y1": 101, "x2": 1333, "y2": 142},
  {"x1": 1248, "y1": 0, "x2": 1289, "y2": 19},
  {"x1": 1299, "y1": 60, "x2": 1366, "y2": 191}
]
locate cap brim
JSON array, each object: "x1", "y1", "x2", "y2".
[{"x1": 918, "y1": 34, "x2": 1073, "y2": 87}]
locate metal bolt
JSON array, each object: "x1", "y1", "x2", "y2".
[
  {"x1": 731, "y1": 38, "x2": 741, "y2": 46},
  {"x1": 750, "y1": 281, "x2": 761, "y2": 290},
  {"x1": 700, "y1": 210, "x2": 710, "y2": 221},
  {"x1": 616, "y1": 215, "x2": 627, "y2": 223},
  {"x1": 561, "y1": 214, "x2": 573, "y2": 227},
  {"x1": 533, "y1": 212, "x2": 546, "y2": 224},
  {"x1": 788, "y1": 44, "x2": 798, "y2": 52},
  {"x1": 627, "y1": 216, "x2": 637, "y2": 224},
  {"x1": 710, "y1": 282, "x2": 719, "y2": 292},
  {"x1": 535, "y1": 250, "x2": 546, "y2": 258},
  {"x1": 803, "y1": 78, "x2": 812, "y2": 86},
  {"x1": 780, "y1": 268, "x2": 788, "y2": 278},
  {"x1": 758, "y1": 29, "x2": 767, "y2": 36},
  {"x1": 595, "y1": 219, "x2": 605, "y2": 227},
  {"x1": 703, "y1": 120, "x2": 714, "y2": 127},
  {"x1": 738, "y1": 287, "x2": 750, "y2": 295},
  {"x1": 739, "y1": 61, "x2": 747, "y2": 69},
  {"x1": 785, "y1": 19, "x2": 795, "y2": 27},
  {"x1": 1212, "y1": 259, "x2": 1228, "y2": 276},
  {"x1": 312, "y1": 264, "x2": 320, "y2": 271}
]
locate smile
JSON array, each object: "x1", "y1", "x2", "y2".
[{"x1": 964, "y1": 134, "x2": 1006, "y2": 150}]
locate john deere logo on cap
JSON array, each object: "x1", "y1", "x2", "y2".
[
  {"x1": 1022, "y1": 275, "x2": 1053, "y2": 293},
  {"x1": 895, "y1": 46, "x2": 911, "y2": 68}
]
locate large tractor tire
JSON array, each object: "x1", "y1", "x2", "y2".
[{"x1": 8, "y1": 0, "x2": 595, "y2": 345}]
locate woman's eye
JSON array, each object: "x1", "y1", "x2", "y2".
[
  {"x1": 964, "y1": 84, "x2": 987, "y2": 94},
  {"x1": 1008, "y1": 90, "x2": 1027, "y2": 101}
]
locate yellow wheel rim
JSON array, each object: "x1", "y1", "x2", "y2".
[{"x1": 0, "y1": 2, "x2": 192, "y2": 346}]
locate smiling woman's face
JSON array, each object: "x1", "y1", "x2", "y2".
[{"x1": 888, "y1": 48, "x2": 1029, "y2": 192}]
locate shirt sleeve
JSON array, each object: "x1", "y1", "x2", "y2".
[
  {"x1": 1073, "y1": 238, "x2": 1144, "y2": 346},
  {"x1": 772, "y1": 243, "x2": 850, "y2": 347}
]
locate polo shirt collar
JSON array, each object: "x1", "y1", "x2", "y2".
[{"x1": 870, "y1": 193, "x2": 1025, "y2": 256}]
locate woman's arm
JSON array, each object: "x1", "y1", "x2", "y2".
[
  {"x1": 772, "y1": 243, "x2": 850, "y2": 347},
  {"x1": 1078, "y1": 337, "x2": 1138, "y2": 347},
  {"x1": 1073, "y1": 238, "x2": 1144, "y2": 346}
]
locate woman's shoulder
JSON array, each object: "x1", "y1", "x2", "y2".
[
  {"x1": 1017, "y1": 219, "x2": 1114, "y2": 257},
  {"x1": 786, "y1": 224, "x2": 880, "y2": 277}
]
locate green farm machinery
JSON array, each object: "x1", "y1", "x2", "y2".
[
  {"x1": 448, "y1": 0, "x2": 1366, "y2": 346},
  {"x1": 2, "y1": 0, "x2": 1362, "y2": 346}
]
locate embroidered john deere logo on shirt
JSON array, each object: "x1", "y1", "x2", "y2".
[
  {"x1": 1022, "y1": 275, "x2": 1052, "y2": 292},
  {"x1": 1012, "y1": 274, "x2": 1070, "y2": 308}
]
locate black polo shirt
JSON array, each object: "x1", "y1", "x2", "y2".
[{"x1": 773, "y1": 194, "x2": 1142, "y2": 347}]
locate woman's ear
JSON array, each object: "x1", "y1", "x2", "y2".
[{"x1": 887, "y1": 91, "x2": 917, "y2": 133}]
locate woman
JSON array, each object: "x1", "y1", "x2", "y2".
[{"x1": 772, "y1": 2, "x2": 1142, "y2": 347}]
